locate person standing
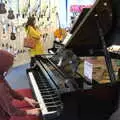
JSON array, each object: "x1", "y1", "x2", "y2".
[{"x1": 25, "y1": 16, "x2": 44, "y2": 66}]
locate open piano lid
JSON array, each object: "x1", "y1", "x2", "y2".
[{"x1": 65, "y1": 0, "x2": 113, "y2": 56}]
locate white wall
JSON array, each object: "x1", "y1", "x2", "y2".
[{"x1": 58, "y1": 0, "x2": 96, "y2": 27}]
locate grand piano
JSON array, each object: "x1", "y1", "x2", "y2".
[{"x1": 26, "y1": 0, "x2": 120, "y2": 120}]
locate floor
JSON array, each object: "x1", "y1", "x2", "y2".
[{"x1": 6, "y1": 63, "x2": 30, "y2": 89}]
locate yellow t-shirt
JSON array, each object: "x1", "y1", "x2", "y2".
[{"x1": 27, "y1": 26, "x2": 44, "y2": 57}]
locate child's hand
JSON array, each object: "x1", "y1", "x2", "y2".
[
  {"x1": 24, "y1": 97, "x2": 38, "y2": 107},
  {"x1": 26, "y1": 108, "x2": 41, "y2": 116}
]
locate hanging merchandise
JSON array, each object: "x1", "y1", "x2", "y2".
[
  {"x1": 36, "y1": 0, "x2": 41, "y2": 20},
  {"x1": 21, "y1": 0, "x2": 29, "y2": 18},
  {"x1": 10, "y1": 25, "x2": 16, "y2": 40},
  {"x1": 54, "y1": 12, "x2": 67, "y2": 41},
  {"x1": 40, "y1": 0, "x2": 48, "y2": 19},
  {"x1": 8, "y1": 8, "x2": 15, "y2": 19},
  {"x1": 66, "y1": 0, "x2": 68, "y2": 25},
  {"x1": 32, "y1": 0, "x2": 40, "y2": 17},
  {"x1": 0, "y1": 0, "x2": 7, "y2": 14},
  {"x1": 1, "y1": 26, "x2": 8, "y2": 41},
  {"x1": 27, "y1": 0, "x2": 31, "y2": 17},
  {"x1": 7, "y1": 0, "x2": 15, "y2": 19},
  {"x1": 16, "y1": 0, "x2": 20, "y2": 18},
  {"x1": 47, "y1": 0, "x2": 50, "y2": 21}
]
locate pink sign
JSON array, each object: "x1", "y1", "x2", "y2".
[{"x1": 70, "y1": 5, "x2": 92, "y2": 12}]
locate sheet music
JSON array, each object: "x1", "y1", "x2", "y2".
[
  {"x1": 84, "y1": 60, "x2": 93, "y2": 83},
  {"x1": 62, "y1": 33, "x2": 72, "y2": 46}
]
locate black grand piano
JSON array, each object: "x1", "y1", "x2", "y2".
[{"x1": 26, "y1": 0, "x2": 120, "y2": 120}]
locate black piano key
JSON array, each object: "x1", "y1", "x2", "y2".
[
  {"x1": 53, "y1": 97, "x2": 60, "y2": 101},
  {"x1": 47, "y1": 104, "x2": 62, "y2": 108},
  {"x1": 39, "y1": 86, "x2": 52, "y2": 89},
  {"x1": 47, "y1": 106, "x2": 58, "y2": 111},
  {"x1": 39, "y1": 85, "x2": 51, "y2": 88},
  {"x1": 45, "y1": 102, "x2": 60, "y2": 106},
  {"x1": 41, "y1": 93, "x2": 56, "y2": 97},
  {"x1": 43, "y1": 96, "x2": 59, "y2": 101},
  {"x1": 45, "y1": 103, "x2": 56, "y2": 107},
  {"x1": 40, "y1": 92, "x2": 55, "y2": 96},
  {"x1": 43, "y1": 97, "x2": 57, "y2": 100},
  {"x1": 44, "y1": 98, "x2": 55, "y2": 103},
  {"x1": 38, "y1": 81, "x2": 49, "y2": 84},
  {"x1": 41, "y1": 91, "x2": 56, "y2": 95},
  {"x1": 31, "y1": 67, "x2": 63, "y2": 112},
  {"x1": 44, "y1": 97, "x2": 60, "y2": 104},
  {"x1": 40, "y1": 89, "x2": 55, "y2": 92},
  {"x1": 42, "y1": 94, "x2": 58, "y2": 98},
  {"x1": 37, "y1": 82, "x2": 51, "y2": 87},
  {"x1": 40, "y1": 87, "x2": 55, "y2": 90},
  {"x1": 46, "y1": 101, "x2": 62, "y2": 107}
]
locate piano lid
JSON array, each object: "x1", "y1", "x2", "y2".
[
  {"x1": 65, "y1": 0, "x2": 113, "y2": 56},
  {"x1": 70, "y1": 8, "x2": 90, "y2": 34}
]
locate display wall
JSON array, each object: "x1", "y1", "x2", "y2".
[{"x1": 58, "y1": 0, "x2": 96, "y2": 27}]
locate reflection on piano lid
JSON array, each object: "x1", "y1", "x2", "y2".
[
  {"x1": 70, "y1": 8, "x2": 90, "y2": 34},
  {"x1": 62, "y1": 8, "x2": 90, "y2": 46},
  {"x1": 62, "y1": 33, "x2": 72, "y2": 46},
  {"x1": 65, "y1": 0, "x2": 113, "y2": 56}
]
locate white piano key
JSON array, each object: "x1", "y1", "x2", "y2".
[
  {"x1": 49, "y1": 50, "x2": 55, "y2": 54},
  {"x1": 28, "y1": 72, "x2": 56, "y2": 115},
  {"x1": 28, "y1": 72, "x2": 48, "y2": 114}
]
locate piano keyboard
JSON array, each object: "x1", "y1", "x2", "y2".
[{"x1": 28, "y1": 70, "x2": 63, "y2": 119}]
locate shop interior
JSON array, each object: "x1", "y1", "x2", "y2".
[{"x1": 0, "y1": 0, "x2": 120, "y2": 120}]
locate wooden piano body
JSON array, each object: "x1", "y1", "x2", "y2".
[{"x1": 26, "y1": 0, "x2": 120, "y2": 120}]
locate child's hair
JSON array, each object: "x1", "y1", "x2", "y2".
[
  {"x1": 25, "y1": 16, "x2": 35, "y2": 30},
  {"x1": 0, "y1": 50, "x2": 14, "y2": 74}
]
